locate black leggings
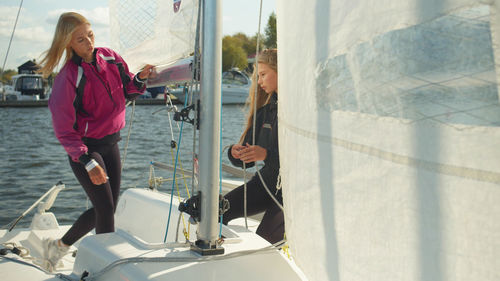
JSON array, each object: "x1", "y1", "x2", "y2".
[
  {"x1": 61, "y1": 143, "x2": 121, "y2": 246},
  {"x1": 222, "y1": 173, "x2": 284, "y2": 244}
]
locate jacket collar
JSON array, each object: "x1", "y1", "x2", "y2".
[
  {"x1": 71, "y1": 48, "x2": 98, "y2": 66},
  {"x1": 270, "y1": 92, "x2": 278, "y2": 103}
]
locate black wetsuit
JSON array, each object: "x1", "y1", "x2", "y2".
[
  {"x1": 223, "y1": 93, "x2": 284, "y2": 244},
  {"x1": 61, "y1": 133, "x2": 122, "y2": 246}
]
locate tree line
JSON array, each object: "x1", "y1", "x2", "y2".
[
  {"x1": 222, "y1": 12, "x2": 276, "y2": 72},
  {"x1": 0, "y1": 68, "x2": 17, "y2": 84}
]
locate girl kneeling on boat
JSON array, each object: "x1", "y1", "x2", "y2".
[
  {"x1": 38, "y1": 12, "x2": 155, "y2": 272},
  {"x1": 223, "y1": 49, "x2": 284, "y2": 244}
]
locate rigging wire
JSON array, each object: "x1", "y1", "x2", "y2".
[
  {"x1": 240, "y1": 0, "x2": 288, "y2": 231},
  {"x1": 161, "y1": 0, "x2": 203, "y2": 242},
  {"x1": 219, "y1": 83, "x2": 224, "y2": 237},
  {"x1": 165, "y1": 94, "x2": 192, "y2": 239},
  {"x1": 0, "y1": 0, "x2": 23, "y2": 97},
  {"x1": 240, "y1": 0, "x2": 267, "y2": 231},
  {"x1": 121, "y1": 100, "x2": 136, "y2": 171},
  {"x1": 251, "y1": 0, "x2": 284, "y2": 212},
  {"x1": 163, "y1": 89, "x2": 190, "y2": 243},
  {"x1": 160, "y1": 0, "x2": 202, "y2": 243}
]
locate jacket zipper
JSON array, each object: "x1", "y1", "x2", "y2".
[
  {"x1": 89, "y1": 63, "x2": 116, "y2": 106},
  {"x1": 84, "y1": 122, "x2": 89, "y2": 137}
]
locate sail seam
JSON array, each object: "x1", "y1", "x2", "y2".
[{"x1": 280, "y1": 119, "x2": 500, "y2": 184}]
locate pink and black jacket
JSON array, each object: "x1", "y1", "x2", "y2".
[{"x1": 49, "y1": 47, "x2": 146, "y2": 163}]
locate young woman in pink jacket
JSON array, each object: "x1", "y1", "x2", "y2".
[{"x1": 38, "y1": 12, "x2": 155, "y2": 272}]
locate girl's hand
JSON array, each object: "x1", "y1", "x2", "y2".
[
  {"x1": 139, "y1": 64, "x2": 157, "y2": 80},
  {"x1": 239, "y1": 143, "x2": 267, "y2": 163},
  {"x1": 88, "y1": 165, "x2": 108, "y2": 185},
  {"x1": 231, "y1": 144, "x2": 246, "y2": 159}
]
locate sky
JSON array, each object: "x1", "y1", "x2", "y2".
[{"x1": 0, "y1": 0, "x2": 276, "y2": 71}]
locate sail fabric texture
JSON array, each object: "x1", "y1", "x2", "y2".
[
  {"x1": 109, "y1": 0, "x2": 198, "y2": 72},
  {"x1": 277, "y1": 0, "x2": 500, "y2": 280}
]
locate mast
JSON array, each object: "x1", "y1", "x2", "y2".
[{"x1": 193, "y1": 0, "x2": 223, "y2": 255}]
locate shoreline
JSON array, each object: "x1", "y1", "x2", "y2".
[{"x1": 0, "y1": 98, "x2": 177, "y2": 107}]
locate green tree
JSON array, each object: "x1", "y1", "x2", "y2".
[
  {"x1": 232, "y1": 32, "x2": 262, "y2": 56},
  {"x1": 222, "y1": 35, "x2": 247, "y2": 72},
  {"x1": 232, "y1": 33, "x2": 252, "y2": 54},
  {"x1": 0, "y1": 68, "x2": 17, "y2": 84},
  {"x1": 264, "y1": 12, "x2": 277, "y2": 48}
]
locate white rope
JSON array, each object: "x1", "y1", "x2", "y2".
[
  {"x1": 121, "y1": 100, "x2": 136, "y2": 172},
  {"x1": 256, "y1": 169, "x2": 284, "y2": 211},
  {"x1": 1, "y1": 242, "x2": 34, "y2": 260},
  {"x1": 0, "y1": 242, "x2": 79, "y2": 281},
  {"x1": 243, "y1": 162, "x2": 248, "y2": 229},
  {"x1": 165, "y1": 94, "x2": 179, "y2": 139},
  {"x1": 241, "y1": 0, "x2": 266, "y2": 232},
  {"x1": 252, "y1": 0, "x2": 264, "y2": 146},
  {"x1": 82, "y1": 239, "x2": 288, "y2": 281}
]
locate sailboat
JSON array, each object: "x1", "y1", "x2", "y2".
[
  {"x1": 2, "y1": 0, "x2": 500, "y2": 280},
  {"x1": 166, "y1": 67, "x2": 251, "y2": 104},
  {"x1": 0, "y1": 0, "x2": 305, "y2": 280}
]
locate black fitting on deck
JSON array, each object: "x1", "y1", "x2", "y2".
[
  {"x1": 178, "y1": 191, "x2": 201, "y2": 222},
  {"x1": 178, "y1": 192, "x2": 230, "y2": 223},
  {"x1": 173, "y1": 99, "x2": 200, "y2": 129},
  {"x1": 0, "y1": 246, "x2": 21, "y2": 256}
]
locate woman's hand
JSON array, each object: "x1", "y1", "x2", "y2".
[
  {"x1": 139, "y1": 64, "x2": 157, "y2": 80},
  {"x1": 88, "y1": 165, "x2": 108, "y2": 185},
  {"x1": 238, "y1": 143, "x2": 267, "y2": 163},
  {"x1": 231, "y1": 144, "x2": 245, "y2": 159}
]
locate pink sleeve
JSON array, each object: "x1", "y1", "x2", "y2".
[
  {"x1": 111, "y1": 49, "x2": 146, "y2": 95},
  {"x1": 48, "y1": 72, "x2": 88, "y2": 162}
]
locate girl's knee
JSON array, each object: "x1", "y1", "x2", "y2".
[{"x1": 93, "y1": 200, "x2": 114, "y2": 216}]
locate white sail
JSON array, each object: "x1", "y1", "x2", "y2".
[
  {"x1": 109, "y1": 0, "x2": 198, "y2": 72},
  {"x1": 277, "y1": 0, "x2": 500, "y2": 280}
]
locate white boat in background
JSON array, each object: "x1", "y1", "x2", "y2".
[
  {"x1": 168, "y1": 68, "x2": 250, "y2": 104},
  {"x1": 221, "y1": 69, "x2": 251, "y2": 104},
  {"x1": 3, "y1": 74, "x2": 47, "y2": 101}
]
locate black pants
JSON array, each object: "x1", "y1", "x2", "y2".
[
  {"x1": 222, "y1": 172, "x2": 284, "y2": 244},
  {"x1": 61, "y1": 143, "x2": 121, "y2": 246}
]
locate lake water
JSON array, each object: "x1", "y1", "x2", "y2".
[{"x1": 0, "y1": 103, "x2": 247, "y2": 228}]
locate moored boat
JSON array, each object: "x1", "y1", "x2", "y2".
[{"x1": 3, "y1": 74, "x2": 47, "y2": 101}]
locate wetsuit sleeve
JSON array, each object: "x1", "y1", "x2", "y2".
[
  {"x1": 227, "y1": 144, "x2": 255, "y2": 168},
  {"x1": 227, "y1": 144, "x2": 242, "y2": 167},
  {"x1": 227, "y1": 126, "x2": 256, "y2": 169},
  {"x1": 48, "y1": 73, "x2": 88, "y2": 163},
  {"x1": 264, "y1": 119, "x2": 279, "y2": 168}
]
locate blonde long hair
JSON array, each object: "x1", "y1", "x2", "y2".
[
  {"x1": 38, "y1": 12, "x2": 90, "y2": 77},
  {"x1": 239, "y1": 48, "x2": 277, "y2": 144}
]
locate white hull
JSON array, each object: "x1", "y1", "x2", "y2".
[
  {"x1": 0, "y1": 188, "x2": 306, "y2": 281},
  {"x1": 169, "y1": 87, "x2": 248, "y2": 105},
  {"x1": 3, "y1": 74, "x2": 47, "y2": 101}
]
